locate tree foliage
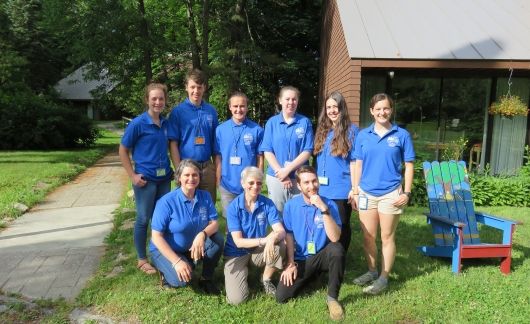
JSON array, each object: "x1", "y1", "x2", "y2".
[{"x1": 1, "y1": 0, "x2": 323, "y2": 149}]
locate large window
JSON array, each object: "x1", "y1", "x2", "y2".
[{"x1": 361, "y1": 74, "x2": 491, "y2": 162}]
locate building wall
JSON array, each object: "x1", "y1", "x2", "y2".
[{"x1": 320, "y1": 0, "x2": 360, "y2": 124}]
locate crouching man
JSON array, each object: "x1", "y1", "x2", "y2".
[{"x1": 276, "y1": 165, "x2": 346, "y2": 321}]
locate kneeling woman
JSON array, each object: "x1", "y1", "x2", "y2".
[
  {"x1": 224, "y1": 166, "x2": 286, "y2": 305},
  {"x1": 150, "y1": 159, "x2": 224, "y2": 294}
]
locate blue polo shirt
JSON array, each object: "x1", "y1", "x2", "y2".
[
  {"x1": 260, "y1": 113, "x2": 314, "y2": 178},
  {"x1": 149, "y1": 188, "x2": 218, "y2": 253},
  {"x1": 167, "y1": 98, "x2": 219, "y2": 162},
  {"x1": 283, "y1": 195, "x2": 341, "y2": 261},
  {"x1": 223, "y1": 194, "x2": 281, "y2": 257},
  {"x1": 214, "y1": 118, "x2": 264, "y2": 194},
  {"x1": 120, "y1": 111, "x2": 172, "y2": 182},
  {"x1": 316, "y1": 124, "x2": 359, "y2": 199},
  {"x1": 353, "y1": 123, "x2": 415, "y2": 196}
]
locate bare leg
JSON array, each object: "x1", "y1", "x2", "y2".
[
  {"x1": 358, "y1": 209, "x2": 380, "y2": 271},
  {"x1": 378, "y1": 213, "x2": 400, "y2": 278}
]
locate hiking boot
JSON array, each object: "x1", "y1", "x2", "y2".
[
  {"x1": 362, "y1": 278, "x2": 388, "y2": 295},
  {"x1": 262, "y1": 279, "x2": 276, "y2": 295},
  {"x1": 198, "y1": 279, "x2": 220, "y2": 295},
  {"x1": 353, "y1": 271, "x2": 378, "y2": 286},
  {"x1": 327, "y1": 300, "x2": 344, "y2": 321}
]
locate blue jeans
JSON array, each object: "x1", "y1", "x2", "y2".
[
  {"x1": 133, "y1": 179, "x2": 171, "y2": 260},
  {"x1": 151, "y1": 231, "x2": 224, "y2": 287}
]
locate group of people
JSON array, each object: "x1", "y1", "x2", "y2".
[{"x1": 119, "y1": 69, "x2": 415, "y2": 321}]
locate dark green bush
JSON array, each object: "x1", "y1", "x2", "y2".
[{"x1": 0, "y1": 88, "x2": 99, "y2": 149}]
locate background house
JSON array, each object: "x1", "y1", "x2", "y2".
[
  {"x1": 320, "y1": 0, "x2": 530, "y2": 174},
  {"x1": 54, "y1": 65, "x2": 116, "y2": 120}
]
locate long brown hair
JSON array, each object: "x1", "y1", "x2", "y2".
[{"x1": 314, "y1": 91, "x2": 352, "y2": 158}]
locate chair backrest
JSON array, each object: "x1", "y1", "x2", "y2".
[{"x1": 423, "y1": 160, "x2": 480, "y2": 245}]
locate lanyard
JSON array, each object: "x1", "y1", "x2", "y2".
[
  {"x1": 284, "y1": 122, "x2": 296, "y2": 161},
  {"x1": 231, "y1": 121, "x2": 246, "y2": 156},
  {"x1": 304, "y1": 206, "x2": 317, "y2": 241},
  {"x1": 320, "y1": 131, "x2": 334, "y2": 177},
  {"x1": 194, "y1": 105, "x2": 204, "y2": 137}
]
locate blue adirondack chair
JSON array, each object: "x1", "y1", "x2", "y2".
[{"x1": 418, "y1": 160, "x2": 518, "y2": 274}]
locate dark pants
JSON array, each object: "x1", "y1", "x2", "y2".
[
  {"x1": 334, "y1": 199, "x2": 352, "y2": 252},
  {"x1": 276, "y1": 242, "x2": 345, "y2": 303}
]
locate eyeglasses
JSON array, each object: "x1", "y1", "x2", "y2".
[{"x1": 246, "y1": 181, "x2": 263, "y2": 186}]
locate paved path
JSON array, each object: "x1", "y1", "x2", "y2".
[{"x1": 0, "y1": 150, "x2": 128, "y2": 301}]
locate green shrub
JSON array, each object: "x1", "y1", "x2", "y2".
[{"x1": 0, "y1": 88, "x2": 99, "y2": 149}]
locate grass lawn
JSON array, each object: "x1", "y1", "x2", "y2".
[
  {"x1": 0, "y1": 128, "x2": 121, "y2": 225},
  {"x1": 58, "y1": 201, "x2": 528, "y2": 323}
]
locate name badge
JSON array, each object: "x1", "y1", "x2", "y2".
[
  {"x1": 195, "y1": 136, "x2": 205, "y2": 145},
  {"x1": 318, "y1": 176, "x2": 329, "y2": 185},
  {"x1": 307, "y1": 241, "x2": 316, "y2": 255},
  {"x1": 230, "y1": 156, "x2": 241, "y2": 165},
  {"x1": 156, "y1": 168, "x2": 166, "y2": 177},
  {"x1": 284, "y1": 161, "x2": 292, "y2": 168},
  {"x1": 358, "y1": 195, "x2": 368, "y2": 210}
]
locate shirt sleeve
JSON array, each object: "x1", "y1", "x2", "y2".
[
  {"x1": 348, "y1": 124, "x2": 360, "y2": 161},
  {"x1": 353, "y1": 131, "x2": 364, "y2": 161},
  {"x1": 300, "y1": 118, "x2": 314, "y2": 153},
  {"x1": 402, "y1": 130, "x2": 416, "y2": 162},
  {"x1": 327, "y1": 199, "x2": 342, "y2": 227},
  {"x1": 256, "y1": 126, "x2": 265, "y2": 154},
  {"x1": 205, "y1": 191, "x2": 218, "y2": 221},
  {"x1": 214, "y1": 126, "x2": 221, "y2": 155},
  {"x1": 167, "y1": 108, "x2": 179, "y2": 141},
  {"x1": 120, "y1": 118, "x2": 138, "y2": 148},
  {"x1": 282, "y1": 201, "x2": 293, "y2": 233},
  {"x1": 266, "y1": 199, "x2": 281, "y2": 226},
  {"x1": 226, "y1": 200, "x2": 242, "y2": 232},
  {"x1": 259, "y1": 119, "x2": 273, "y2": 153},
  {"x1": 151, "y1": 197, "x2": 171, "y2": 233}
]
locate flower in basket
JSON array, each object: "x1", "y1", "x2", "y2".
[{"x1": 489, "y1": 95, "x2": 529, "y2": 117}]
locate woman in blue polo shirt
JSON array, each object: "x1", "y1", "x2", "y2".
[
  {"x1": 352, "y1": 93, "x2": 415, "y2": 295},
  {"x1": 223, "y1": 166, "x2": 286, "y2": 305},
  {"x1": 260, "y1": 86, "x2": 314, "y2": 213},
  {"x1": 150, "y1": 159, "x2": 223, "y2": 294},
  {"x1": 314, "y1": 91, "x2": 359, "y2": 252},
  {"x1": 119, "y1": 83, "x2": 173, "y2": 275}
]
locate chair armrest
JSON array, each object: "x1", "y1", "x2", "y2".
[
  {"x1": 475, "y1": 212, "x2": 521, "y2": 229},
  {"x1": 424, "y1": 213, "x2": 465, "y2": 228}
]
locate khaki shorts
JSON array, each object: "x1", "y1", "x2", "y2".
[{"x1": 358, "y1": 187, "x2": 404, "y2": 215}]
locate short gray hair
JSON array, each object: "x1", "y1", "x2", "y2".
[
  {"x1": 174, "y1": 159, "x2": 201, "y2": 187},
  {"x1": 240, "y1": 166, "x2": 263, "y2": 183}
]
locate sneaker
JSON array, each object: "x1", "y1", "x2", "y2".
[
  {"x1": 262, "y1": 279, "x2": 276, "y2": 295},
  {"x1": 198, "y1": 279, "x2": 220, "y2": 295},
  {"x1": 327, "y1": 300, "x2": 344, "y2": 321},
  {"x1": 353, "y1": 271, "x2": 378, "y2": 286},
  {"x1": 362, "y1": 278, "x2": 388, "y2": 295}
]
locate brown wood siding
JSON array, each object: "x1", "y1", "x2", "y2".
[{"x1": 320, "y1": 0, "x2": 361, "y2": 125}]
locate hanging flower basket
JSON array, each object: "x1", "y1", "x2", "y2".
[{"x1": 489, "y1": 95, "x2": 529, "y2": 117}]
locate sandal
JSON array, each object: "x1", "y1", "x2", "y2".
[{"x1": 137, "y1": 260, "x2": 156, "y2": 275}]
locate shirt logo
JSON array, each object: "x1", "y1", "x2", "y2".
[
  {"x1": 314, "y1": 214, "x2": 324, "y2": 229},
  {"x1": 206, "y1": 114, "x2": 213, "y2": 127},
  {"x1": 243, "y1": 133, "x2": 253, "y2": 145},
  {"x1": 199, "y1": 206, "x2": 208, "y2": 221},
  {"x1": 257, "y1": 212, "x2": 266, "y2": 225},
  {"x1": 387, "y1": 135, "x2": 399, "y2": 148},
  {"x1": 295, "y1": 127, "x2": 305, "y2": 139}
]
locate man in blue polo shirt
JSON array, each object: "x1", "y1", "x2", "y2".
[
  {"x1": 215, "y1": 92, "x2": 264, "y2": 218},
  {"x1": 275, "y1": 165, "x2": 345, "y2": 321},
  {"x1": 168, "y1": 69, "x2": 219, "y2": 202}
]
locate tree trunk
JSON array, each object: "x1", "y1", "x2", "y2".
[
  {"x1": 184, "y1": 0, "x2": 202, "y2": 69},
  {"x1": 137, "y1": 0, "x2": 152, "y2": 84}
]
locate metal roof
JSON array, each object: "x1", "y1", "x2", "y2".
[
  {"x1": 337, "y1": 0, "x2": 530, "y2": 60},
  {"x1": 54, "y1": 65, "x2": 116, "y2": 100}
]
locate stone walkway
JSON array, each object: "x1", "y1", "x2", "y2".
[{"x1": 0, "y1": 151, "x2": 128, "y2": 301}]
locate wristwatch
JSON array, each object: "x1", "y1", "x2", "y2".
[
  {"x1": 403, "y1": 192, "x2": 411, "y2": 197},
  {"x1": 321, "y1": 209, "x2": 330, "y2": 215}
]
